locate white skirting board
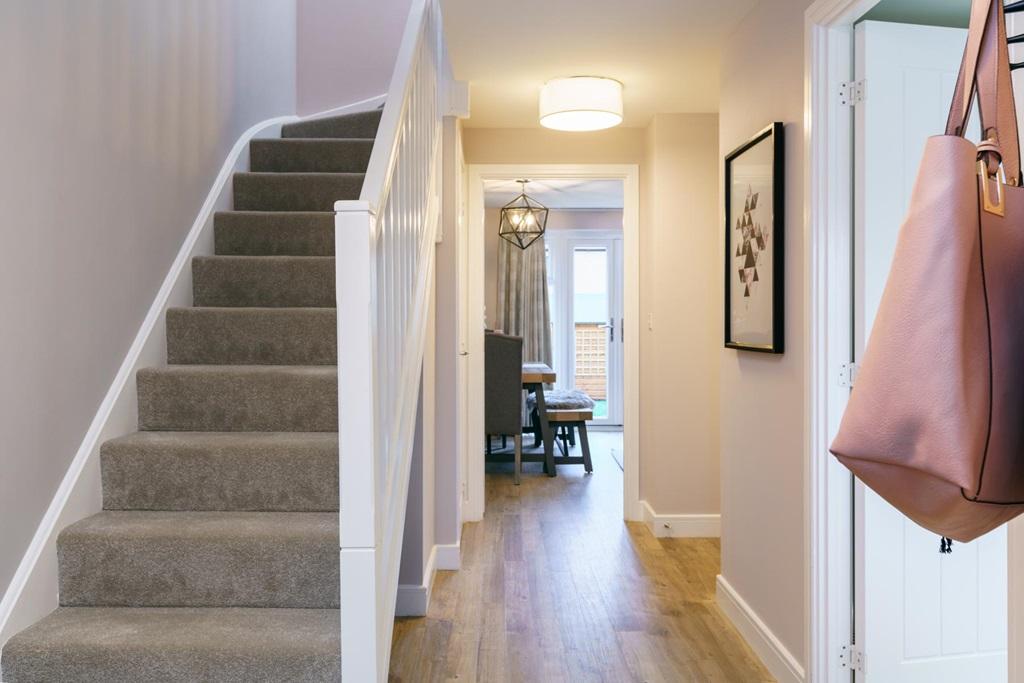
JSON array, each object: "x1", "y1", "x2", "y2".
[
  {"x1": 0, "y1": 93, "x2": 385, "y2": 650},
  {"x1": 716, "y1": 575, "x2": 805, "y2": 683},
  {"x1": 434, "y1": 542, "x2": 461, "y2": 571},
  {"x1": 395, "y1": 546, "x2": 437, "y2": 617},
  {"x1": 640, "y1": 500, "x2": 720, "y2": 538}
]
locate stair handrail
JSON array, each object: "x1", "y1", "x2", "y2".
[{"x1": 334, "y1": 0, "x2": 444, "y2": 680}]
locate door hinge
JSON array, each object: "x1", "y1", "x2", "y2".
[
  {"x1": 839, "y1": 643, "x2": 864, "y2": 672},
  {"x1": 838, "y1": 361, "x2": 860, "y2": 388},
  {"x1": 839, "y1": 80, "x2": 865, "y2": 106}
]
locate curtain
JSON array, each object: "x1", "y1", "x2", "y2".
[{"x1": 496, "y1": 237, "x2": 552, "y2": 366}]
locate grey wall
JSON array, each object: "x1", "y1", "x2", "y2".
[
  {"x1": 860, "y1": 0, "x2": 970, "y2": 28},
  {"x1": 0, "y1": 0, "x2": 296, "y2": 603},
  {"x1": 296, "y1": 0, "x2": 413, "y2": 115},
  {"x1": 718, "y1": 0, "x2": 812, "y2": 667}
]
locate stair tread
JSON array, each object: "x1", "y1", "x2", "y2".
[
  {"x1": 105, "y1": 429, "x2": 337, "y2": 447},
  {"x1": 139, "y1": 364, "x2": 337, "y2": 375},
  {"x1": 62, "y1": 509, "x2": 337, "y2": 541},
  {"x1": 0, "y1": 606, "x2": 340, "y2": 683}
]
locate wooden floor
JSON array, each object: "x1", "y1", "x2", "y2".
[{"x1": 389, "y1": 434, "x2": 774, "y2": 683}]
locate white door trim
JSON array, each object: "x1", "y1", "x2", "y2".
[
  {"x1": 804, "y1": 2, "x2": 881, "y2": 682},
  {"x1": 463, "y1": 163, "x2": 641, "y2": 523}
]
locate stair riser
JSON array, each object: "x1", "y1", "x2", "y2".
[
  {"x1": 282, "y1": 110, "x2": 382, "y2": 139},
  {"x1": 58, "y1": 523, "x2": 338, "y2": 608},
  {"x1": 167, "y1": 308, "x2": 337, "y2": 365},
  {"x1": 233, "y1": 173, "x2": 363, "y2": 212},
  {"x1": 102, "y1": 439, "x2": 339, "y2": 512},
  {"x1": 137, "y1": 368, "x2": 337, "y2": 432},
  {"x1": 250, "y1": 139, "x2": 373, "y2": 173},
  {"x1": 192, "y1": 257, "x2": 335, "y2": 308},
  {"x1": 214, "y1": 212, "x2": 334, "y2": 256}
]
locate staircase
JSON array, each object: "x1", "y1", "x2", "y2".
[{"x1": 0, "y1": 109, "x2": 382, "y2": 683}]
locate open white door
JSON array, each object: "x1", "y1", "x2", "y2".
[{"x1": 854, "y1": 19, "x2": 1008, "y2": 682}]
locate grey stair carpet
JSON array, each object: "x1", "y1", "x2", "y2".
[
  {"x1": 137, "y1": 366, "x2": 338, "y2": 432},
  {"x1": 0, "y1": 108, "x2": 377, "y2": 682},
  {"x1": 233, "y1": 172, "x2": 364, "y2": 212},
  {"x1": 282, "y1": 109, "x2": 382, "y2": 139},
  {"x1": 101, "y1": 432, "x2": 338, "y2": 512},
  {"x1": 166, "y1": 308, "x2": 337, "y2": 365},
  {"x1": 192, "y1": 256, "x2": 335, "y2": 308},
  {"x1": 214, "y1": 212, "x2": 334, "y2": 256},
  {"x1": 250, "y1": 139, "x2": 374, "y2": 173},
  {"x1": 0, "y1": 607, "x2": 340, "y2": 683},
  {"x1": 58, "y1": 512, "x2": 339, "y2": 608}
]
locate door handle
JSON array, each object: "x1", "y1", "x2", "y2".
[{"x1": 597, "y1": 319, "x2": 615, "y2": 342}]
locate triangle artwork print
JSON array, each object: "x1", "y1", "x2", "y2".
[{"x1": 735, "y1": 186, "x2": 767, "y2": 299}]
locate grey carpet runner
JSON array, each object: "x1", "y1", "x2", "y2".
[{"x1": 0, "y1": 108, "x2": 381, "y2": 683}]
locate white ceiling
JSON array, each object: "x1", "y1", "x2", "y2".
[
  {"x1": 440, "y1": 0, "x2": 758, "y2": 129},
  {"x1": 483, "y1": 178, "x2": 623, "y2": 209}
]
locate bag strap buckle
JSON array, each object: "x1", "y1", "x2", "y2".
[{"x1": 978, "y1": 159, "x2": 1007, "y2": 216}]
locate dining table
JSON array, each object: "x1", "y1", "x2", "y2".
[{"x1": 522, "y1": 362, "x2": 557, "y2": 477}]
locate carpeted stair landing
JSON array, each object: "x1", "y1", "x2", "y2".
[{"x1": 0, "y1": 108, "x2": 381, "y2": 683}]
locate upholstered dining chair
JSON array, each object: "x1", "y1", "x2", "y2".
[{"x1": 485, "y1": 331, "x2": 524, "y2": 484}]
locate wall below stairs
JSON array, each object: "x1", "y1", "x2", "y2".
[{"x1": 0, "y1": 0, "x2": 297, "y2": 605}]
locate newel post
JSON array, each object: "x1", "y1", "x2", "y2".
[{"x1": 334, "y1": 200, "x2": 384, "y2": 682}]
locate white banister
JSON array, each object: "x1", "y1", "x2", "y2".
[{"x1": 335, "y1": 0, "x2": 445, "y2": 680}]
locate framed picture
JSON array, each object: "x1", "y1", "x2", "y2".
[{"x1": 724, "y1": 122, "x2": 784, "y2": 353}]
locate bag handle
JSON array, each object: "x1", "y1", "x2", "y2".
[{"x1": 946, "y1": 0, "x2": 1022, "y2": 185}]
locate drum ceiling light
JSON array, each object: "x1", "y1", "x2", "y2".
[{"x1": 539, "y1": 77, "x2": 623, "y2": 132}]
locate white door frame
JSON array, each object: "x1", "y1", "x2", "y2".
[
  {"x1": 805, "y1": 2, "x2": 1024, "y2": 681},
  {"x1": 463, "y1": 164, "x2": 641, "y2": 523}
]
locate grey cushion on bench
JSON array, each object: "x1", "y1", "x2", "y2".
[{"x1": 527, "y1": 389, "x2": 595, "y2": 411}]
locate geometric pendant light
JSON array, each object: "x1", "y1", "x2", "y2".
[{"x1": 498, "y1": 179, "x2": 549, "y2": 250}]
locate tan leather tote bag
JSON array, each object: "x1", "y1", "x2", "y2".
[{"x1": 830, "y1": 0, "x2": 1024, "y2": 544}]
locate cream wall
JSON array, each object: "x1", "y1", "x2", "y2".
[
  {"x1": 296, "y1": 0, "x2": 412, "y2": 115},
  {"x1": 642, "y1": 114, "x2": 720, "y2": 516},
  {"x1": 718, "y1": 0, "x2": 813, "y2": 667},
  {"x1": 464, "y1": 120, "x2": 720, "y2": 517},
  {"x1": 0, "y1": 0, "x2": 297, "y2": 606}
]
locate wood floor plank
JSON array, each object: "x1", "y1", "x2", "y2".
[{"x1": 390, "y1": 436, "x2": 775, "y2": 682}]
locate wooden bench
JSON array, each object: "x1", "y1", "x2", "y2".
[{"x1": 547, "y1": 409, "x2": 594, "y2": 473}]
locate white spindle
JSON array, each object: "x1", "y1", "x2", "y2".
[{"x1": 335, "y1": 0, "x2": 444, "y2": 680}]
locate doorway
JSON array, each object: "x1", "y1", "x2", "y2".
[
  {"x1": 462, "y1": 164, "x2": 640, "y2": 523},
  {"x1": 853, "y1": 16, "x2": 1007, "y2": 682},
  {"x1": 806, "y1": 1, "x2": 1022, "y2": 682}
]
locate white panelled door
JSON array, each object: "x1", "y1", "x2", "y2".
[{"x1": 854, "y1": 20, "x2": 1008, "y2": 683}]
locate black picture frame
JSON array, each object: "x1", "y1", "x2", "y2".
[{"x1": 724, "y1": 122, "x2": 785, "y2": 354}]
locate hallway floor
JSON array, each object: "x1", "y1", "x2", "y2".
[{"x1": 389, "y1": 435, "x2": 774, "y2": 682}]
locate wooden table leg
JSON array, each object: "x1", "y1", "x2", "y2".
[
  {"x1": 533, "y1": 384, "x2": 556, "y2": 477},
  {"x1": 578, "y1": 421, "x2": 593, "y2": 474}
]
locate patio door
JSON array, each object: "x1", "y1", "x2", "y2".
[{"x1": 547, "y1": 235, "x2": 623, "y2": 426}]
